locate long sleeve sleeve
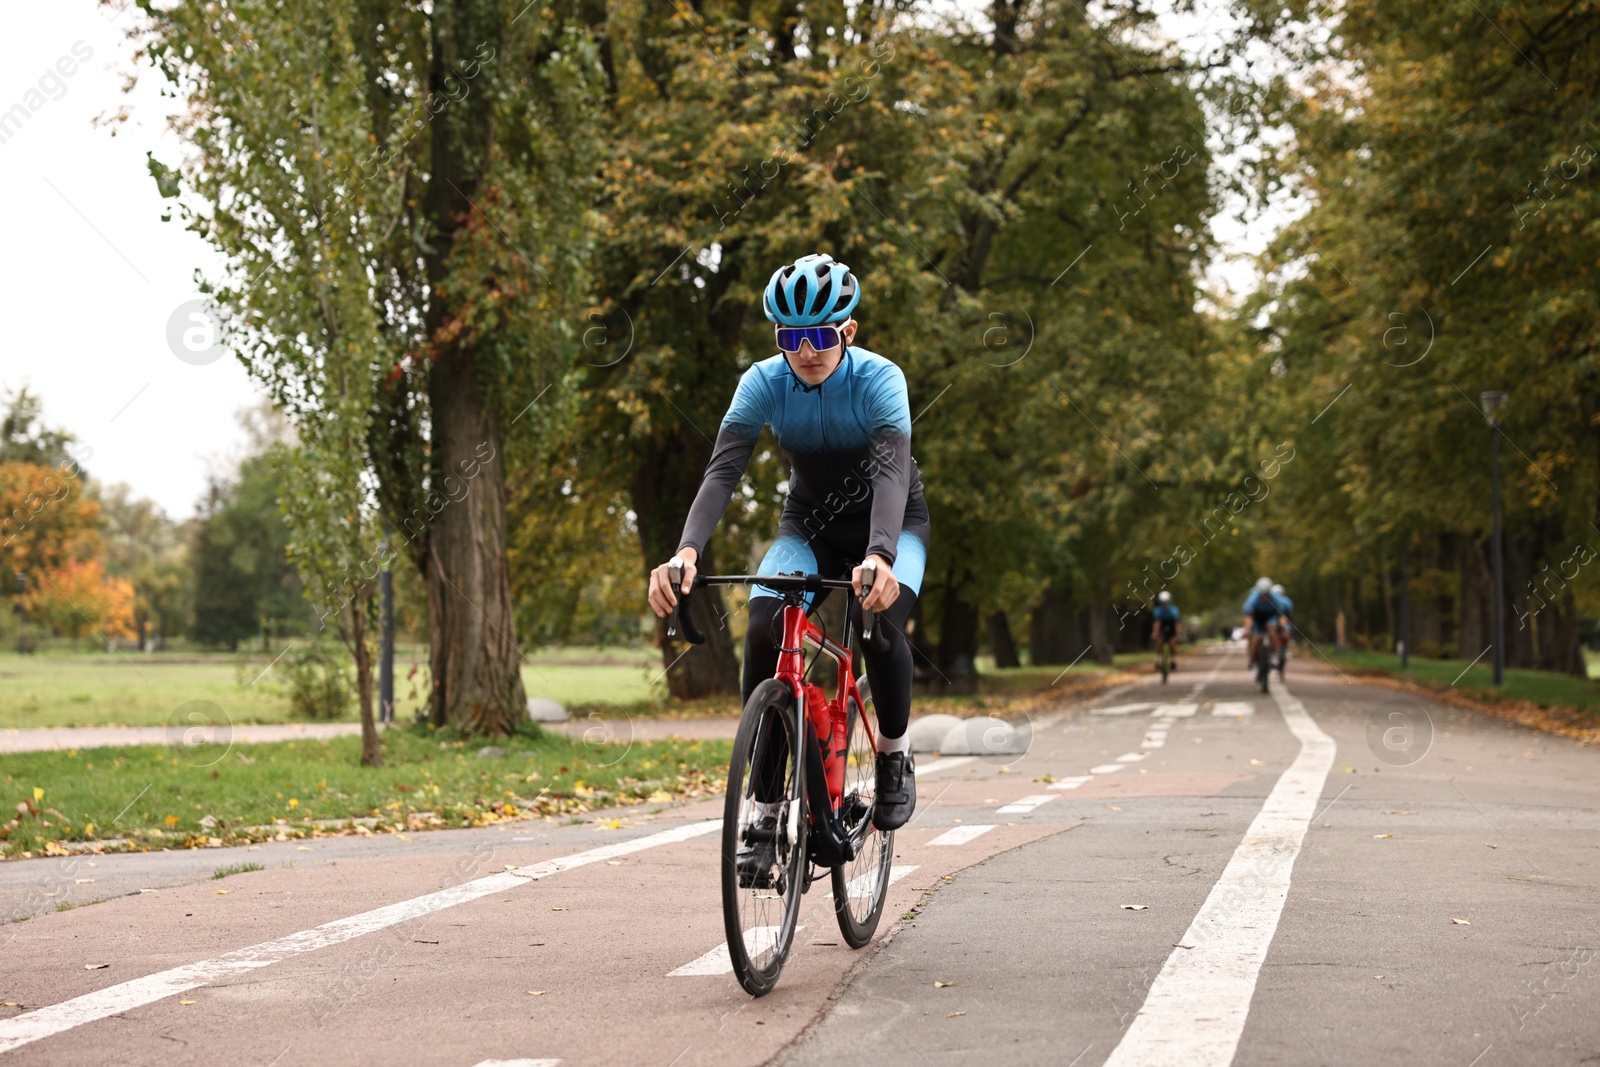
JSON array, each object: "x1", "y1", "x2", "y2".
[
  {"x1": 675, "y1": 369, "x2": 770, "y2": 557},
  {"x1": 677, "y1": 425, "x2": 759, "y2": 557},
  {"x1": 862, "y1": 363, "x2": 914, "y2": 565}
]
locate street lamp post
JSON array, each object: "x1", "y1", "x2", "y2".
[{"x1": 1480, "y1": 390, "x2": 1508, "y2": 686}]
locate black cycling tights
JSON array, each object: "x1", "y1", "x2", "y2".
[{"x1": 743, "y1": 590, "x2": 918, "y2": 740}]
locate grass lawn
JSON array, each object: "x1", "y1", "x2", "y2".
[
  {"x1": 1, "y1": 642, "x2": 1129, "y2": 731},
  {"x1": 1, "y1": 724, "x2": 731, "y2": 859},
  {"x1": 0, "y1": 652, "x2": 294, "y2": 729},
  {"x1": 1323, "y1": 646, "x2": 1600, "y2": 721}
]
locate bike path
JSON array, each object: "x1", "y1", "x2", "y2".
[
  {"x1": 782, "y1": 655, "x2": 1600, "y2": 1067},
  {"x1": 0, "y1": 768, "x2": 1080, "y2": 1065}
]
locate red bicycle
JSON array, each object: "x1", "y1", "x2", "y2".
[{"x1": 669, "y1": 563, "x2": 896, "y2": 997}]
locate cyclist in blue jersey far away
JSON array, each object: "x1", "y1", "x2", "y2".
[
  {"x1": 647, "y1": 253, "x2": 930, "y2": 853},
  {"x1": 1151, "y1": 591, "x2": 1181, "y2": 672},
  {"x1": 1270, "y1": 582, "x2": 1294, "y2": 671},
  {"x1": 1241, "y1": 577, "x2": 1286, "y2": 668}
]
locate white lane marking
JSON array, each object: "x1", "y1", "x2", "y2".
[
  {"x1": 473, "y1": 1061, "x2": 562, "y2": 1067},
  {"x1": 1049, "y1": 776, "x2": 1093, "y2": 791},
  {"x1": 918, "y1": 756, "x2": 976, "y2": 776},
  {"x1": 995, "y1": 795, "x2": 1056, "y2": 815},
  {"x1": 1151, "y1": 703, "x2": 1198, "y2": 717},
  {"x1": 1211, "y1": 702, "x2": 1255, "y2": 717},
  {"x1": 927, "y1": 824, "x2": 995, "y2": 846},
  {"x1": 1102, "y1": 677, "x2": 1336, "y2": 1067},
  {"x1": 668, "y1": 925, "x2": 807, "y2": 977},
  {"x1": 1141, "y1": 738, "x2": 1167, "y2": 749},
  {"x1": 1089, "y1": 764, "x2": 1126, "y2": 775},
  {"x1": 0, "y1": 820, "x2": 720, "y2": 1055},
  {"x1": 1091, "y1": 703, "x2": 1154, "y2": 716},
  {"x1": 1115, "y1": 752, "x2": 1148, "y2": 763},
  {"x1": 826, "y1": 863, "x2": 919, "y2": 903}
]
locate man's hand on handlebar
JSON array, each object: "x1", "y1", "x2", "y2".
[
  {"x1": 852, "y1": 554, "x2": 899, "y2": 613},
  {"x1": 648, "y1": 546, "x2": 698, "y2": 618}
]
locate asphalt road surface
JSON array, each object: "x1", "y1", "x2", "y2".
[{"x1": 3, "y1": 648, "x2": 1597, "y2": 1066}]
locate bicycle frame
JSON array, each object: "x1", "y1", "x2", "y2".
[{"x1": 773, "y1": 600, "x2": 875, "y2": 819}]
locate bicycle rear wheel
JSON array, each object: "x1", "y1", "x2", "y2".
[
  {"x1": 722, "y1": 679, "x2": 807, "y2": 997},
  {"x1": 1159, "y1": 645, "x2": 1170, "y2": 684},
  {"x1": 1256, "y1": 640, "x2": 1271, "y2": 693},
  {"x1": 832, "y1": 696, "x2": 893, "y2": 948}
]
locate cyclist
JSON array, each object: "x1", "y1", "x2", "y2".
[
  {"x1": 1151, "y1": 591, "x2": 1181, "y2": 672},
  {"x1": 1270, "y1": 582, "x2": 1294, "y2": 669},
  {"x1": 1242, "y1": 577, "x2": 1284, "y2": 667},
  {"x1": 647, "y1": 253, "x2": 929, "y2": 849}
]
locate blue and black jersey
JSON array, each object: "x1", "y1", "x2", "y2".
[
  {"x1": 677, "y1": 347, "x2": 929, "y2": 597},
  {"x1": 1152, "y1": 603, "x2": 1181, "y2": 633}
]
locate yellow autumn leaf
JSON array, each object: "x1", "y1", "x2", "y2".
[{"x1": 33, "y1": 788, "x2": 44, "y2": 802}]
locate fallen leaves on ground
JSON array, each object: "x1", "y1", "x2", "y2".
[
  {"x1": 1451, "y1": 917, "x2": 1471, "y2": 925},
  {"x1": 934, "y1": 981, "x2": 956, "y2": 988},
  {"x1": 1121, "y1": 904, "x2": 1148, "y2": 910}
]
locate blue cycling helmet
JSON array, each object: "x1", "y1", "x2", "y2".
[{"x1": 763, "y1": 253, "x2": 860, "y2": 327}]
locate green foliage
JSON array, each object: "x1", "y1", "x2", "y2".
[
  {"x1": 277, "y1": 641, "x2": 355, "y2": 721},
  {"x1": 189, "y1": 454, "x2": 308, "y2": 649},
  {"x1": 1240, "y1": 0, "x2": 1600, "y2": 669},
  {"x1": 0, "y1": 386, "x2": 80, "y2": 471}
]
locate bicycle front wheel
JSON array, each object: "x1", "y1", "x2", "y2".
[
  {"x1": 721, "y1": 679, "x2": 808, "y2": 997},
  {"x1": 832, "y1": 696, "x2": 893, "y2": 948}
]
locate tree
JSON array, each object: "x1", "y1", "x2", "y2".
[
  {"x1": 98, "y1": 484, "x2": 190, "y2": 650},
  {"x1": 1241, "y1": 0, "x2": 1600, "y2": 673},
  {"x1": 189, "y1": 454, "x2": 308, "y2": 649},
  {"x1": 0, "y1": 386, "x2": 79, "y2": 470},
  {"x1": 22, "y1": 557, "x2": 136, "y2": 646},
  {"x1": 134, "y1": 0, "x2": 601, "y2": 732}
]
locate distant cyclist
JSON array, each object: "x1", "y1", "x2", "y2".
[
  {"x1": 1270, "y1": 582, "x2": 1294, "y2": 670},
  {"x1": 1151, "y1": 591, "x2": 1181, "y2": 672},
  {"x1": 646, "y1": 253, "x2": 928, "y2": 843},
  {"x1": 1242, "y1": 577, "x2": 1285, "y2": 667}
]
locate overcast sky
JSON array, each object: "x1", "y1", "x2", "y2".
[{"x1": 0, "y1": 0, "x2": 1277, "y2": 522}]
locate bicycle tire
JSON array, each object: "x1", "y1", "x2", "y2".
[
  {"x1": 1256, "y1": 641, "x2": 1271, "y2": 693},
  {"x1": 1159, "y1": 646, "x2": 1170, "y2": 685},
  {"x1": 832, "y1": 697, "x2": 893, "y2": 948},
  {"x1": 721, "y1": 679, "x2": 808, "y2": 997}
]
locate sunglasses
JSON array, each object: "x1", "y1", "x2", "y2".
[{"x1": 775, "y1": 325, "x2": 844, "y2": 353}]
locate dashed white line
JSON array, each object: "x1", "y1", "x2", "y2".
[
  {"x1": 927, "y1": 824, "x2": 996, "y2": 846},
  {"x1": 1089, "y1": 764, "x2": 1126, "y2": 775},
  {"x1": 1048, "y1": 776, "x2": 1093, "y2": 791},
  {"x1": 995, "y1": 795, "x2": 1056, "y2": 815},
  {"x1": 918, "y1": 756, "x2": 976, "y2": 776},
  {"x1": 1115, "y1": 752, "x2": 1148, "y2": 763},
  {"x1": 1211, "y1": 702, "x2": 1255, "y2": 717},
  {"x1": 826, "y1": 863, "x2": 920, "y2": 903},
  {"x1": 1091, "y1": 702, "x2": 1155, "y2": 716},
  {"x1": 1151, "y1": 703, "x2": 1198, "y2": 718},
  {"x1": 1101, "y1": 678, "x2": 1336, "y2": 1067},
  {"x1": 669, "y1": 925, "x2": 806, "y2": 977},
  {"x1": 0, "y1": 820, "x2": 721, "y2": 1055}
]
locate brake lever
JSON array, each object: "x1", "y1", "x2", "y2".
[{"x1": 859, "y1": 560, "x2": 878, "y2": 641}]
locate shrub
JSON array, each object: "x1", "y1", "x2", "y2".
[{"x1": 280, "y1": 643, "x2": 353, "y2": 720}]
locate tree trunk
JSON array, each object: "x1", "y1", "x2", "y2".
[
  {"x1": 350, "y1": 595, "x2": 382, "y2": 767},
  {"x1": 936, "y1": 580, "x2": 980, "y2": 689},
  {"x1": 1504, "y1": 533, "x2": 1537, "y2": 669},
  {"x1": 1457, "y1": 535, "x2": 1492, "y2": 661},
  {"x1": 1087, "y1": 601, "x2": 1114, "y2": 664},
  {"x1": 987, "y1": 611, "x2": 1020, "y2": 669},
  {"x1": 631, "y1": 432, "x2": 740, "y2": 698},
  {"x1": 1028, "y1": 581, "x2": 1075, "y2": 664},
  {"x1": 419, "y1": 0, "x2": 527, "y2": 735}
]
